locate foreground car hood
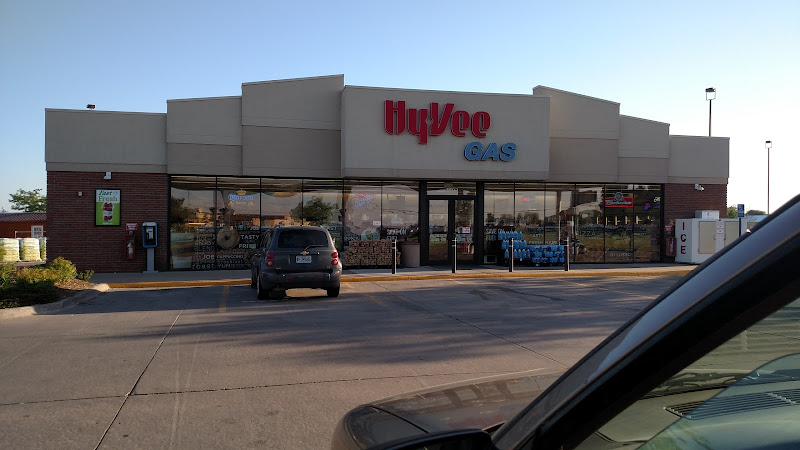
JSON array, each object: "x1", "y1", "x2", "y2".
[{"x1": 333, "y1": 369, "x2": 564, "y2": 449}]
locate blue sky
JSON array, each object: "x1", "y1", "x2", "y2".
[{"x1": 1, "y1": 0, "x2": 798, "y2": 213}]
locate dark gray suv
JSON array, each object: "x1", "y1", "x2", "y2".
[{"x1": 250, "y1": 226, "x2": 342, "y2": 299}]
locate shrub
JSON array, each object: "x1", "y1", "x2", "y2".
[
  {"x1": 16, "y1": 266, "x2": 54, "y2": 285},
  {"x1": 0, "y1": 257, "x2": 91, "y2": 309},
  {"x1": 48, "y1": 257, "x2": 77, "y2": 283},
  {"x1": 77, "y1": 269, "x2": 94, "y2": 282},
  {"x1": 0, "y1": 263, "x2": 15, "y2": 288}
]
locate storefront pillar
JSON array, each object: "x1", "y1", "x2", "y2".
[
  {"x1": 475, "y1": 182, "x2": 485, "y2": 265},
  {"x1": 419, "y1": 181, "x2": 429, "y2": 266}
]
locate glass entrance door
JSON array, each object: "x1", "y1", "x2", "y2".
[
  {"x1": 429, "y1": 200, "x2": 449, "y2": 264},
  {"x1": 428, "y1": 198, "x2": 474, "y2": 265}
]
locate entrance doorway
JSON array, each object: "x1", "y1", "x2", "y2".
[{"x1": 428, "y1": 198, "x2": 475, "y2": 265}]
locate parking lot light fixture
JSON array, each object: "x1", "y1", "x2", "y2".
[
  {"x1": 766, "y1": 140, "x2": 772, "y2": 213},
  {"x1": 705, "y1": 88, "x2": 716, "y2": 136}
]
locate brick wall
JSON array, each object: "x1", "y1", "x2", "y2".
[
  {"x1": 664, "y1": 183, "x2": 727, "y2": 224},
  {"x1": 47, "y1": 171, "x2": 168, "y2": 273}
]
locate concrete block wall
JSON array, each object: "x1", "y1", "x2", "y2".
[{"x1": 46, "y1": 171, "x2": 168, "y2": 273}]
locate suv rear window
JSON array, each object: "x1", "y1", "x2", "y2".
[{"x1": 276, "y1": 230, "x2": 329, "y2": 249}]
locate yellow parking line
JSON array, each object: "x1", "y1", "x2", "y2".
[
  {"x1": 364, "y1": 293, "x2": 386, "y2": 307},
  {"x1": 219, "y1": 285, "x2": 228, "y2": 313},
  {"x1": 344, "y1": 283, "x2": 386, "y2": 307}
]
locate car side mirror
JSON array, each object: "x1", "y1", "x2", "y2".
[{"x1": 370, "y1": 429, "x2": 494, "y2": 450}]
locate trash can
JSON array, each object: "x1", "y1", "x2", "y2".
[{"x1": 400, "y1": 242, "x2": 420, "y2": 268}]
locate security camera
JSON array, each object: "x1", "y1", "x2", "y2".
[
  {"x1": 104, "y1": 171, "x2": 112, "y2": 180},
  {"x1": 694, "y1": 184, "x2": 705, "y2": 191}
]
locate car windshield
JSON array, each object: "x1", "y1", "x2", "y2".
[
  {"x1": 640, "y1": 354, "x2": 800, "y2": 449},
  {"x1": 572, "y1": 297, "x2": 800, "y2": 449},
  {"x1": 276, "y1": 230, "x2": 329, "y2": 249}
]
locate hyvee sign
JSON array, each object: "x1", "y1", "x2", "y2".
[{"x1": 384, "y1": 100, "x2": 516, "y2": 161}]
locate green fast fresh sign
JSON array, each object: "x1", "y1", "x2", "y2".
[{"x1": 96, "y1": 189, "x2": 121, "y2": 226}]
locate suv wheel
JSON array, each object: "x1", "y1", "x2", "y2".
[
  {"x1": 327, "y1": 287, "x2": 340, "y2": 298},
  {"x1": 256, "y1": 274, "x2": 269, "y2": 300}
]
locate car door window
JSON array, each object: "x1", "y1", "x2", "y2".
[
  {"x1": 260, "y1": 230, "x2": 272, "y2": 249},
  {"x1": 575, "y1": 297, "x2": 800, "y2": 449}
]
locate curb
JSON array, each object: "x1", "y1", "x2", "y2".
[
  {"x1": 0, "y1": 284, "x2": 110, "y2": 320},
  {"x1": 108, "y1": 280, "x2": 250, "y2": 289},
  {"x1": 104, "y1": 267, "x2": 695, "y2": 289},
  {"x1": 340, "y1": 268, "x2": 695, "y2": 283}
]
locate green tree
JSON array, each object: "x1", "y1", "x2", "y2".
[
  {"x1": 291, "y1": 197, "x2": 338, "y2": 225},
  {"x1": 726, "y1": 205, "x2": 737, "y2": 218},
  {"x1": 746, "y1": 209, "x2": 767, "y2": 216},
  {"x1": 169, "y1": 197, "x2": 195, "y2": 231},
  {"x1": 9, "y1": 189, "x2": 46, "y2": 212}
]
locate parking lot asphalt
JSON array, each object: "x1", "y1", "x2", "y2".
[{"x1": 0, "y1": 263, "x2": 696, "y2": 320}]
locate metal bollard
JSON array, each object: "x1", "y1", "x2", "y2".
[
  {"x1": 509, "y1": 238, "x2": 514, "y2": 273},
  {"x1": 391, "y1": 239, "x2": 397, "y2": 274},
  {"x1": 564, "y1": 238, "x2": 570, "y2": 272},
  {"x1": 452, "y1": 238, "x2": 457, "y2": 274}
]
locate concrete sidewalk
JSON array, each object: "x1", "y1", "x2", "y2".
[{"x1": 90, "y1": 263, "x2": 696, "y2": 289}]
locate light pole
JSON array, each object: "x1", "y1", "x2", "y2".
[
  {"x1": 766, "y1": 140, "x2": 772, "y2": 214},
  {"x1": 705, "y1": 88, "x2": 716, "y2": 136}
]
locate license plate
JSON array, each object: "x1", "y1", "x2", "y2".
[{"x1": 296, "y1": 255, "x2": 312, "y2": 264}]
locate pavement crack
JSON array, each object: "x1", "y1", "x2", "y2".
[
  {"x1": 93, "y1": 309, "x2": 184, "y2": 450},
  {"x1": 0, "y1": 394, "x2": 127, "y2": 407},
  {"x1": 126, "y1": 372, "x2": 511, "y2": 397},
  {"x1": 0, "y1": 372, "x2": 518, "y2": 407}
]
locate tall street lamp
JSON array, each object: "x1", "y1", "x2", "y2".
[
  {"x1": 705, "y1": 87, "x2": 716, "y2": 136},
  {"x1": 766, "y1": 140, "x2": 772, "y2": 214}
]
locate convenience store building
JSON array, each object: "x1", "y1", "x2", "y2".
[{"x1": 45, "y1": 75, "x2": 729, "y2": 272}]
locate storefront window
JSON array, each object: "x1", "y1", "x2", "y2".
[
  {"x1": 544, "y1": 184, "x2": 574, "y2": 246},
  {"x1": 168, "y1": 176, "x2": 662, "y2": 270},
  {"x1": 604, "y1": 184, "x2": 634, "y2": 262},
  {"x1": 169, "y1": 176, "x2": 216, "y2": 270},
  {"x1": 574, "y1": 185, "x2": 604, "y2": 263},
  {"x1": 301, "y1": 179, "x2": 343, "y2": 249},
  {"x1": 515, "y1": 183, "x2": 546, "y2": 245},
  {"x1": 484, "y1": 183, "x2": 514, "y2": 261},
  {"x1": 261, "y1": 179, "x2": 302, "y2": 227},
  {"x1": 382, "y1": 182, "x2": 419, "y2": 243},
  {"x1": 214, "y1": 177, "x2": 261, "y2": 270},
  {"x1": 634, "y1": 185, "x2": 662, "y2": 262},
  {"x1": 344, "y1": 181, "x2": 382, "y2": 247}
]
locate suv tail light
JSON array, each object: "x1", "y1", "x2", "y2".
[
  {"x1": 266, "y1": 252, "x2": 274, "y2": 267},
  {"x1": 332, "y1": 251, "x2": 339, "y2": 266}
]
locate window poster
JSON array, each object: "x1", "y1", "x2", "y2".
[{"x1": 96, "y1": 189, "x2": 121, "y2": 226}]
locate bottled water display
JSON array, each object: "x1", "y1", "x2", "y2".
[{"x1": 499, "y1": 232, "x2": 566, "y2": 266}]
